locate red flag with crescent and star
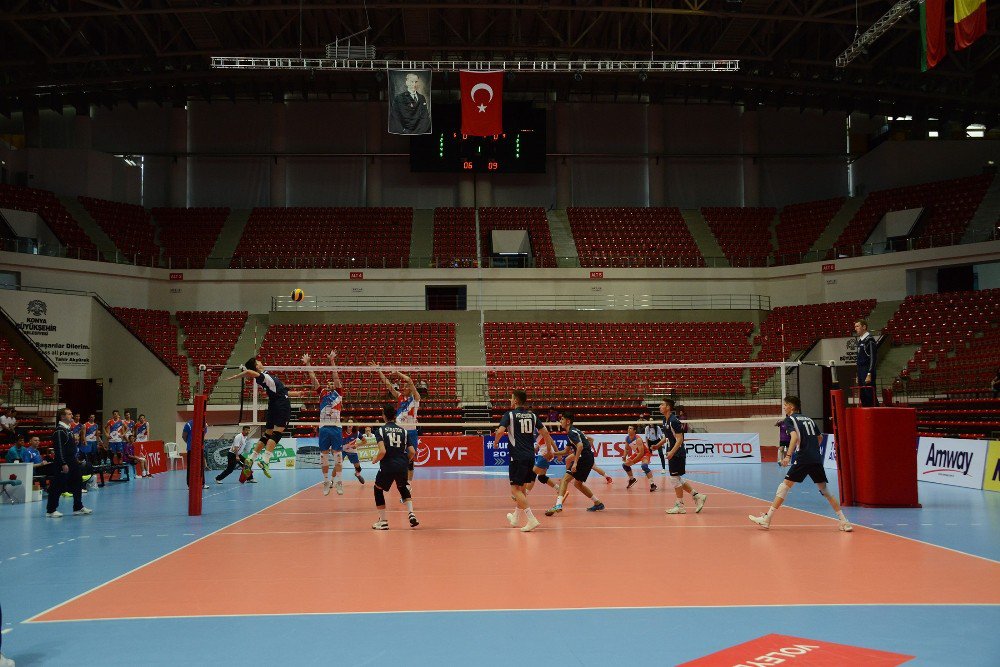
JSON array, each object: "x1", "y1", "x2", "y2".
[{"x1": 460, "y1": 70, "x2": 503, "y2": 137}]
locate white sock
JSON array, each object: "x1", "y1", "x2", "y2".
[
  {"x1": 513, "y1": 508, "x2": 523, "y2": 521},
  {"x1": 378, "y1": 509, "x2": 387, "y2": 521},
  {"x1": 322, "y1": 471, "x2": 329, "y2": 480},
  {"x1": 556, "y1": 495, "x2": 565, "y2": 505},
  {"x1": 524, "y1": 508, "x2": 535, "y2": 521},
  {"x1": 766, "y1": 506, "x2": 775, "y2": 516},
  {"x1": 262, "y1": 450, "x2": 272, "y2": 464},
  {"x1": 836, "y1": 510, "x2": 847, "y2": 521},
  {"x1": 250, "y1": 451, "x2": 259, "y2": 461},
  {"x1": 334, "y1": 473, "x2": 341, "y2": 482},
  {"x1": 405, "y1": 500, "x2": 414, "y2": 513}
]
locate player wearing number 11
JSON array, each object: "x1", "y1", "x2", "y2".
[{"x1": 749, "y1": 395, "x2": 853, "y2": 532}]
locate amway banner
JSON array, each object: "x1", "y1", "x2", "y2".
[
  {"x1": 588, "y1": 432, "x2": 760, "y2": 466},
  {"x1": 916, "y1": 436, "x2": 987, "y2": 489}
]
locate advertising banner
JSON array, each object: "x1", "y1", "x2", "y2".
[
  {"x1": 413, "y1": 435, "x2": 484, "y2": 467},
  {"x1": 820, "y1": 434, "x2": 838, "y2": 470},
  {"x1": 916, "y1": 436, "x2": 988, "y2": 489},
  {"x1": 981, "y1": 440, "x2": 1000, "y2": 492},
  {"x1": 587, "y1": 432, "x2": 761, "y2": 466},
  {"x1": 484, "y1": 434, "x2": 568, "y2": 467},
  {"x1": 1, "y1": 290, "x2": 92, "y2": 377},
  {"x1": 135, "y1": 441, "x2": 168, "y2": 475}
]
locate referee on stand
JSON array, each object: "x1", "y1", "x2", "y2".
[{"x1": 854, "y1": 319, "x2": 878, "y2": 407}]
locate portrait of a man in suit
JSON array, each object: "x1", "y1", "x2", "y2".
[{"x1": 388, "y1": 70, "x2": 432, "y2": 135}]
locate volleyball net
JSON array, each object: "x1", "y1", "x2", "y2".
[{"x1": 224, "y1": 361, "x2": 799, "y2": 433}]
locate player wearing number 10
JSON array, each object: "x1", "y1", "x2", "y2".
[
  {"x1": 496, "y1": 389, "x2": 549, "y2": 533},
  {"x1": 749, "y1": 395, "x2": 853, "y2": 532}
]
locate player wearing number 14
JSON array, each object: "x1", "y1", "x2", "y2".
[{"x1": 371, "y1": 404, "x2": 419, "y2": 530}]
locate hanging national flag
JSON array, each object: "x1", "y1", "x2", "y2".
[
  {"x1": 460, "y1": 70, "x2": 503, "y2": 137},
  {"x1": 955, "y1": 0, "x2": 986, "y2": 50},
  {"x1": 919, "y1": 0, "x2": 946, "y2": 71}
]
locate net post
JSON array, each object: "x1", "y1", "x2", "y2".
[
  {"x1": 188, "y1": 392, "x2": 207, "y2": 516},
  {"x1": 829, "y1": 388, "x2": 854, "y2": 507},
  {"x1": 779, "y1": 360, "x2": 787, "y2": 410}
]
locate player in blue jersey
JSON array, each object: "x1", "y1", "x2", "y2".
[
  {"x1": 545, "y1": 412, "x2": 605, "y2": 515},
  {"x1": 749, "y1": 395, "x2": 853, "y2": 532},
  {"x1": 304, "y1": 350, "x2": 347, "y2": 495},
  {"x1": 225, "y1": 356, "x2": 303, "y2": 479},
  {"x1": 495, "y1": 389, "x2": 550, "y2": 532},
  {"x1": 661, "y1": 398, "x2": 708, "y2": 515}
]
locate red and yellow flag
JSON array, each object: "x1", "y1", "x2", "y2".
[{"x1": 955, "y1": 0, "x2": 986, "y2": 50}]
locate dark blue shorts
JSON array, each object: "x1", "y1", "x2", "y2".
[{"x1": 318, "y1": 426, "x2": 343, "y2": 452}]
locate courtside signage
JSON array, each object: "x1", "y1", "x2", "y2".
[
  {"x1": 482, "y1": 434, "x2": 569, "y2": 467},
  {"x1": 587, "y1": 432, "x2": 760, "y2": 466},
  {"x1": 413, "y1": 436, "x2": 484, "y2": 467},
  {"x1": 916, "y1": 437, "x2": 987, "y2": 489},
  {"x1": 982, "y1": 440, "x2": 1000, "y2": 493},
  {"x1": 820, "y1": 434, "x2": 838, "y2": 470},
  {"x1": 677, "y1": 633, "x2": 913, "y2": 666}
]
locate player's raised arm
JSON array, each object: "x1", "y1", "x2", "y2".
[
  {"x1": 394, "y1": 370, "x2": 419, "y2": 399},
  {"x1": 302, "y1": 353, "x2": 320, "y2": 390},
  {"x1": 223, "y1": 365, "x2": 260, "y2": 382},
  {"x1": 370, "y1": 361, "x2": 400, "y2": 398},
  {"x1": 328, "y1": 350, "x2": 342, "y2": 390}
]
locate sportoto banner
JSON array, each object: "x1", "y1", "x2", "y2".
[
  {"x1": 917, "y1": 436, "x2": 988, "y2": 489},
  {"x1": 587, "y1": 432, "x2": 761, "y2": 466}
]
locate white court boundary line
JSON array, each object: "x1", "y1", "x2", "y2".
[
  {"x1": 23, "y1": 601, "x2": 1000, "y2": 625},
  {"x1": 23, "y1": 485, "x2": 315, "y2": 624}
]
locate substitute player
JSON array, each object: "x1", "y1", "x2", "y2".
[
  {"x1": 661, "y1": 398, "x2": 708, "y2": 514},
  {"x1": 371, "y1": 403, "x2": 418, "y2": 530},
  {"x1": 546, "y1": 412, "x2": 605, "y2": 515},
  {"x1": 749, "y1": 395, "x2": 853, "y2": 532},
  {"x1": 134, "y1": 414, "x2": 150, "y2": 442},
  {"x1": 622, "y1": 425, "x2": 657, "y2": 492},
  {"x1": 105, "y1": 410, "x2": 125, "y2": 464},
  {"x1": 495, "y1": 389, "x2": 548, "y2": 532},
  {"x1": 304, "y1": 350, "x2": 345, "y2": 495},
  {"x1": 224, "y1": 356, "x2": 301, "y2": 479}
]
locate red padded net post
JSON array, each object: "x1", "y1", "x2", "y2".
[{"x1": 188, "y1": 393, "x2": 207, "y2": 516}]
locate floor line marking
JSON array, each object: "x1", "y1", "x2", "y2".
[
  {"x1": 696, "y1": 481, "x2": 1000, "y2": 565},
  {"x1": 23, "y1": 486, "x2": 316, "y2": 624},
  {"x1": 223, "y1": 523, "x2": 834, "y2": 535},
  {"x1": 25, "y1": 602, "x2": 1000, "y2": 625}
]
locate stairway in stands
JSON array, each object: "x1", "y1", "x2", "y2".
[
  {"x1": 809, "y1": 196, "x2": 865, "y2": 257},
  {"x1": 680, "y1": 209, "x2": 727, "y2": 267},
  {"x1": 59, "y1": 197, "x2": 118, "y2": 260}
]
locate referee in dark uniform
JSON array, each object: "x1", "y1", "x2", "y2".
[
  {"x1": 46, "y1": 408, "x2": 91, "y2": 517},
  {"x1": 854, "y1": 318, "x2": 878, "y2": 407}
]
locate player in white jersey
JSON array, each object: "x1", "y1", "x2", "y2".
[
  {"x1": 305, "y1": 351, "x2": 346, "y2": 495},
  {"x1": 371, "y1": 362, "x2": 422, "y2": 483},
  {"x1": 526, "y1": 424, "x2": 559, "y2": 492}
]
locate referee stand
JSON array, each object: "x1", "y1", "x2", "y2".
[{"x1": 188, "y1": 365, "x2": 208, "y2": 517}]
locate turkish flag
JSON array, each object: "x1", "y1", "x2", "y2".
[{"x1": 460, "y1": 70, "x2": 503, "y2": 137}]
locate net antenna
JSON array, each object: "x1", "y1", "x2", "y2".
[
  {"x1": 835, "y1": 0, "x2": 917, "y2": 68},
  {"x1": 325, "y1": 0, "x2": 374, "y2": 60}
]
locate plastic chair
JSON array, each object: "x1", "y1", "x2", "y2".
[{"x1": 165, "y1": 442, "x2": 185, "y2": 470}]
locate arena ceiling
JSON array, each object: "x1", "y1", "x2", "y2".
[{"x1": 1, "y1": 1, "x2": 998, "y2": 125}]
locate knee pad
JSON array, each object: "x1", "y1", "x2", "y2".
[
  {"x1": 374, "y1": 487, "x2": 386, "y2": 506},
  {"x1": 270, "y1": 431, "x2": 284, "y2": 445},
  {"x1": 775, "y1": 482, "x2": 790, "y2": 500},
  {"x1": 670, "y1": 475, "x2": 684, "y2": 489},
  {"x1": 257, "y1": 434, "x2": 269, "y2": 446},
  {"x1": 399, "y1": 482, "x2": 412, "y2": 501},
  {"x1": 621, "y1": 464, "x2": 631, "y2": 473},
  {"x1": 640, "y1": 464, "x2": 651, "y2": 475},
  {"x1": 332, "y1": 451, "x2": 343, "y2": 466},
  {"x1": 408, "y1": 460, "x2": 414, "y2": 471},
  {"x1": 538, "y1": 474, "x2": 549, "y2": 485}
]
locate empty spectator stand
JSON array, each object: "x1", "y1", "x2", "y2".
[
  {"x1": 701, "y1": 207, "x2": 776, "y2": 267},
  {"x1": 567, "y1": 207, "x2": 706, "y2": 268},
  {"x1": 229, "y1": 207, "x2": 412, "y2": 269},
  {"x1": 151, "y1": 207, "x2": 229, "y2": 269},
  {"x1": 176, "y1": 311, "x2": 248, "y2": 397},
  {"x1": 432, "y1": 207, "x2": 478, "y2": 267},
  {"x1": 78, "y1": 197, "x2": 160, "y2": 263},
  {"x1": 0, "y1": 338, "x2": 54, "y2": 403},
  {"x1": 773, "y1": 197, "x2": 845, "y2": 264},
  {"x1": 478, "y1": 207, "x2": 556, "y2": 267},
  {"x1": 110, "y1": 307, "x2": 189, "y2": 401},
  {"x1": 0, "y1": 185, "x2": 98, "y2": 257},
  {"x1": 832, "y1": 175, "x2": 992, "y2": 257}
]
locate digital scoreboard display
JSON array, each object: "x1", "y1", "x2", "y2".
[{"x1": 409, "y1": 103, "x2": 546, "y2": 174}]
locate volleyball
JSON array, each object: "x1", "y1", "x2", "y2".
[{"x1": 291, "y1": 288, "x2": 305, "y2": 302}]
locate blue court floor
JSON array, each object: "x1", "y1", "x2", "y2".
[{"x1": 1, "y1": 464, "x2": 997, "y2": 666}]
